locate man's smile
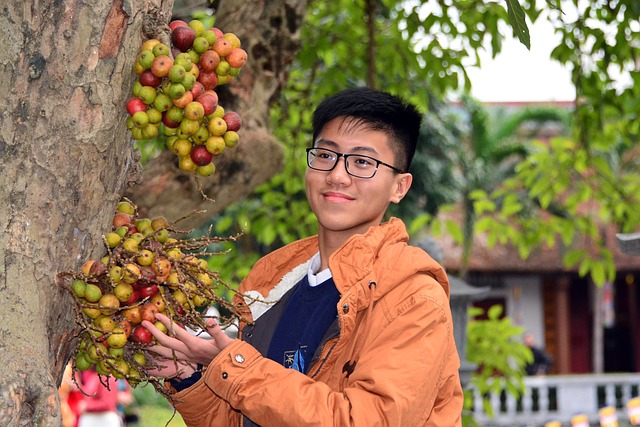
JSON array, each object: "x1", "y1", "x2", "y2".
[{"x1": 322, "y1": 191, "x2": 355, "y2": 203}]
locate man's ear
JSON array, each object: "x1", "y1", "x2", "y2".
[{"x1": 390, "y1": 173, "x2": 413, "y2": 204}]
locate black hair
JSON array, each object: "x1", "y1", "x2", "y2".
[{"x1": 311, "y1": 87, "x2": 422, "y2": 172}]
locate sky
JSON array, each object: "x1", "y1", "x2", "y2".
[{"x1": 464, "y1": 16, "x2": 576, "y2": 103}]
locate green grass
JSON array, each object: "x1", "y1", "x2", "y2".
[
  {"x1": 127, "y1": 383, "x2": 186, "y2": 427},
  {"x1": 136, "y1": 405, "x2": 186, "y2": 427}
]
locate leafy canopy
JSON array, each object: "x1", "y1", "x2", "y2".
[{"x1": 463, "y1": 0, "x2": 640, "y2": 286}]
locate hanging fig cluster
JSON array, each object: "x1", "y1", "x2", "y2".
[
  {"x1": 62, "y1": 199, "x2": 244, "y2": 389},
  {"x1": 126, "y1": 19, "x2": 246, "y2": 176}
]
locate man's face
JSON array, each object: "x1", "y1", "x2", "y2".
[
  {"x1": 524, "y1": 334, "x2": 535, "y2": 347},
  {"x1": 305, "y1": 117, "x2": 412, "y2": 241}
]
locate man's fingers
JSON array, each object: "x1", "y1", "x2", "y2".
[
  {"x1": 147, "y1": 344, "x2": 189, "y2": 360},
  {"x1": 145, "y1": 359, "x2": 194, "y2": 378},
  {"x1": 142, "y1": 320, "x2": 190, "y2": 355},
  {"x1": 154, "y1": 313, "x2": 192, "y2": 340},
  {"x1": 206, "y1": 322, "x2": 234, "y2": 348},
  {"x1": 143, "y1": 312, "x2": 227, "y2": 366},
  {"x1": 154, "y1": 313, "x2": 175, "y2": 330},
  {"x1": 206, "y1": 323, "x2": 224, "y2": 340},
  {"x1": 144, "y1": 344, "x2": 197, "y2": 378}
]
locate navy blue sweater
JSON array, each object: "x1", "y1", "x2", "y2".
[{"x1": 266, "y1": 275, "x2": 340, "y2": 373}]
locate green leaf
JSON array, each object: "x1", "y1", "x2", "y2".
[
  {"x1": 488, "y1": 304, "x2": 504, "y2": 320},
  {"x1": 474, "y1": 198, "x2": 497, "y2": 215},
  {"x1": 591, "y1": 261, "x2": 606, "y2": 286},
  {"x1": 214, "y1": 215, "x2": 234, "y2": 234},
  {"x1": 500, "y1": 195, "x2": 523, "y2": 217},
  {"x1": 563, "y1": 249, "x2": 586, "y2": 268},
  {"x1": 517, "y1": 244, "x2": 531, "y2": 260},
  {"x1": 469, "y1": 189, "x2": 488, "y2": 200},
  {"x1": 445, "y1": 220, "x2": 464, "y2": 244},
  {"x1": 558, "y1": 222, "x2": 575, "y2": 246},
  {"x1": 259, "y1": 225, "x2": 277, "y2": 246},
  {"x1": 429, "y1": 218, "x2": 443, "y2": 237},
  {"x1": 506, "y1": 0, "x2": 531, "y2": 49},
  {"x1": 578, "y1": 258, "x2": 591, "y2": 278},
  {"x1": 474, "y1": 217, "x2": 495, "y2": 233},
  {"x1": 407, "y1": 213, "x2": 431, "y2": 236},
  {"x1": 545, "y1": 0, "x2": 564, "y2": 13},
  {"x1": 468, "y1": 307, "x2": 485, "y2": 318}
]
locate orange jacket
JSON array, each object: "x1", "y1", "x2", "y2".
[{"x1": 173, "y1": 218, "x2": 463, "y2": 426}]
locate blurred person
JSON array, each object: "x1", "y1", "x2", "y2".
[
  {"x1": 117, "y1": 379, "x2": 137, "y2": 425},
  {"x1": 59, "y1": 363, "x2": 81, "y2": 427},
  {"x1": 524, "y1": 332, "x2": 553, "y2": 375},
  {"x1": 77, "y1": 367, "x2": 122, "y2": 427}
]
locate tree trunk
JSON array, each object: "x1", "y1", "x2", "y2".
[
  {"x1": 0, "y1": 0, "x2": 309, "y2": 425},
  {"x1": 591, "y1": 280, "x2": 604, "y2": 373}
]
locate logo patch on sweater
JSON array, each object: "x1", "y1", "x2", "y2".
[{"x1": 284, "y1": 346, "x2": 308, "y2": 371}]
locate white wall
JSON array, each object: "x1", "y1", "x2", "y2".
[
  {"x1": 474, "y1": 275, "x2": 545, "y2": 346},
  {"x1": 504, "y1": 275, "x2": 545, "y2": 346}
]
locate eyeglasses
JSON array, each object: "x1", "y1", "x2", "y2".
[{"x1": 306, "y1": 147, "x2": 403, "y2": 179}]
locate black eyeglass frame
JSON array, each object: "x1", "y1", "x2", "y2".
[{"x1": 306, "y1": 147, "x2": 404, "y2": 179}]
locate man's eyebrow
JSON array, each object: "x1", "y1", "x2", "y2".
[
  {"x1": 314, "y1": 139, "x2": 380, "y2": 156},
  {"x1": 314, "y1": 138, "x2": 339, "y2": 149}
]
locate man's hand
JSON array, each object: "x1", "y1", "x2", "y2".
[
  {"x1": 143, "y1": 354, "x2": 198, "y2": 379},
  {"x1": 142, "y1": 313, "x2": 235, "y2": 368}
]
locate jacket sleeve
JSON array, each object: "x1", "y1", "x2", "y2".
[
  {"x1": 170, "y1": 373, "x2": 238, "y2": 426},
  {"x1": 173, "y1": 277, "x2": 463, "y2": 426}
]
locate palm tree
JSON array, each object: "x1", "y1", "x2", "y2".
[{"x1": 440, "y1": 95, "x2": 571, "y2": 278}]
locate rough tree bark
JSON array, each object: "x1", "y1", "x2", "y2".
[{"x1": 0, "y1": 0, "x2": 309, "y2": 425}]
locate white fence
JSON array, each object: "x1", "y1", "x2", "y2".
[{"x1": 468, "y1": 373, "x2": 640, "y2": 426}]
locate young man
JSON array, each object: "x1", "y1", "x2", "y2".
[{"x1": 142, "y1": 87, "x2": 463, "y2": 426}]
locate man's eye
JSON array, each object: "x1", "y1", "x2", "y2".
[{"x1": 352, "y1": 157, "x2": 375, "y2": 168}]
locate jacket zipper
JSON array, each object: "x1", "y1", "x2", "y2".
[{"x1": 309, "y1": 338, "x2": 339, "y2": 379}]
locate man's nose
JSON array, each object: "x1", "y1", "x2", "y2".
[{"x1": 326, "y1": 155, "x2": 352, "y2": 183}]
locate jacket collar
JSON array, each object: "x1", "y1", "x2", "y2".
[{"x1": 240, "y1": 218, "x2": 450, "y2": 320}]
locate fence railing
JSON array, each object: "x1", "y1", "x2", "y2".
[{"x1": 468, "y1": 373, "x2": 640, "y2": 426}]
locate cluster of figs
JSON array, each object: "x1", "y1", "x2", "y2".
[
  {"x1": 125, "y1": 19, "x2": 246, "y2": 176},
  {"x1": 65, "y1": 200, "x2": 241, "y2": 387}
]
